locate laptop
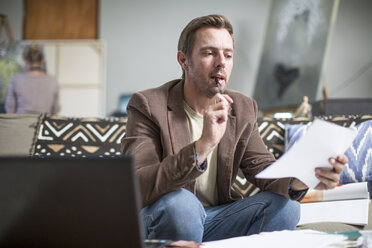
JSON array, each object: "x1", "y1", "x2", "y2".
[{"x1": 0, "y1": 156, "x2": 159, "y2": 247}]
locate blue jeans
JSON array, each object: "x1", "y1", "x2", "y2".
[{"x1": 141, "y1": 188, "x2": 300, "y2": 242}]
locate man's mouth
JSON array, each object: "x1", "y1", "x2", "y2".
[{"x1": 211, "y1": 75, "x2": 225, "y2": 83}]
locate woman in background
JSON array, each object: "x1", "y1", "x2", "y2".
[{"x1": 5, "y1": 43, "x2": 60, "y2": 114}]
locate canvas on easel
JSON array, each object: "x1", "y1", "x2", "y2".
[
  {"x1": 0, "y1": 15, "x2": 24, "y2": 113},
  {"x1": 253, "y1": 0, "x2": 338, "y2": 111}
]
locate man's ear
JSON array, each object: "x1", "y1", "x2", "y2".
[{"x1": 177, "y1": 50, "x2": 188, "y2": 70}]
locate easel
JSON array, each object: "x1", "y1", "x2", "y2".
[{"x1": 0, "y1": 14, "x2": 14, "y2": 41}]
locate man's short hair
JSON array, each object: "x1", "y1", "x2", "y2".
[
  {"x1": 178, "y1": 14, "x2": 234, "y2": 79},
  {"x1": 178, "y1": 14, "x2": 234, "y2": 58}
]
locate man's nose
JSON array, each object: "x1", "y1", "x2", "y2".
[{"x1": 215, "y1": 52, "x2": 226, "y2": 68}]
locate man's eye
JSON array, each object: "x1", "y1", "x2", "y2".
[{"x1": 225, "y1": 54, "x2": 233, "y2": 59}]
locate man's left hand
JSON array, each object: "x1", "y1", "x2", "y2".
[
  {"x1": 291, "y1": 154, "x2": 348, "y2": 191},
  {"x1": 314, "y1": 154, "x2": 348, "y2": 190}
]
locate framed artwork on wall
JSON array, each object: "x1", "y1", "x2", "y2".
[{"x1": 253, "y1": 0, "x2": 338, "y2": 111}]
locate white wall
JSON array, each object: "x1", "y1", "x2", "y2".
[
  {"x1": 1, "y1": 0, "x2": 371, "y2": 115},
  {"x1": 321, "y1": 0, "x2": 372, "y2": 99},
  {"x1": 99, "y1": 0, "x2": 271, "y2": 115}
]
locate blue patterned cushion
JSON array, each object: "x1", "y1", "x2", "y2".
[
  {"x1": 341, "y1": 120, "x2": 372, "y2": 184},
  {"x1": 284, "y1": 123, "x2": 311, "y2": 153},
  {"x1": 284, "y1": 120, "x2": 372, "y2": 185}
]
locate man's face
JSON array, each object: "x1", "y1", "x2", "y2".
[{"x1": 185, "y1": 27, "x2": 234, "y2": 97}]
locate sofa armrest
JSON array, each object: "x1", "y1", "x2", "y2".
[{"x1": 0, "y1": 114, "x2": 41, "y2": 156}]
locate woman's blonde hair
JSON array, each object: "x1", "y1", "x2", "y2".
[{"x1": 23, "y1": 43, "x2": 44, "y2": 64}]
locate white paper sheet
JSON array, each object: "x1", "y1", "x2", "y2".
[
  {"x1": 255, "y1": 119, "x2": 357, "y2": 188},
  {"x1": 201, "y1": 230, "x2": 347, "y2": 248}
]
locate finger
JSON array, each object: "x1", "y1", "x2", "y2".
[
  {"x1": 316, "y1": 167, "x2": 340, "y2": 181},
  {"x1": 329, "y1": 157, "x2": 345, "y2": 174},
  {"x1": 212, "y1": 98, "x2": 231, "y2": 112},
  {"x1": 222, "y1": 94, "x2": 234, "y2": 104},
  {"x1": 336, "y1": 154, "x2": 348, "y2": 164},
  {"x1": 315, "y1": 168, "x2": 340, "y2": 187},
  {"x1": 214, "y1": 94, "x2": 233, "y2": 107},
  {"x1": 213, "y1": 109, "x2": 229, "y2": 123},
  {"x1": 214, "y1": 93, "x2": 230, "y2": 104},
  {"x1": 204, "y1": 104, "x2": 228, "y2": 122},
  {"x1": 316, "y1": 176, "x2": 339, "y2": 190},
  {"x1": 317, "y1": 172, "x2": 340, "y2": 186}
]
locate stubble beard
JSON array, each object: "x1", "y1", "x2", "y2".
[{"x1": 188, "y1": 65, "x2": 218, "y2": 99}]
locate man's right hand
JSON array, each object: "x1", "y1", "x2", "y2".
[{"x1": 194, "y1": 93, "x2": 233, "y2": 164}]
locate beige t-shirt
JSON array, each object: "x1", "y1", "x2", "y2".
[{"x1": 184, "y1": 101, "x2": 218, "y2": 207}]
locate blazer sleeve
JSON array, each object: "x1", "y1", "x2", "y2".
[{"x1": 121, "y1": 92, "x2": 203, "y2": 207}]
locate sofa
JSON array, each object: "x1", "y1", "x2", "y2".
[{"x1": 0, "y1": 113, "x2": 371, "y2": 233}]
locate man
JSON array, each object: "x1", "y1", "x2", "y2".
[{"x1": 121, "y1": 14, "x2": 347, "y2": 242}]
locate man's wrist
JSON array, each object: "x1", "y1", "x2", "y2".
[
  {"x1": 290, "y1": 178, "x2": 308, "y2": 191},
  {"x1": 193, "y1": 143, "x2": 207, "y2": 172},
  {"x1": 288, "y1": 178, "x2": 307, "y2": 199}
]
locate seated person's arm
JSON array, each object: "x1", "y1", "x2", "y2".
[{"x1": 121, "y1": 92, "x2": 203, "y2": 207}]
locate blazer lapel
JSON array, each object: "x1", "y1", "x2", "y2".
[
  {"x1": 167, "y1": 80, "x2": 190, "y2": 154},
  {"x1": 217, "y1": 108, "x2": 236, "y2": 199}
]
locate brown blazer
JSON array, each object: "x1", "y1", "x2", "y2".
[{"x1": 122, "y1": 79, "x2": 296, "y2": 207}]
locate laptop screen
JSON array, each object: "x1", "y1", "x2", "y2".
[
  {"x1": 0, "y1": 156, "x2": 144, "y2": 247},
  {"x1": 119, "y1": 94, "x2": 132, "y2": 116}
]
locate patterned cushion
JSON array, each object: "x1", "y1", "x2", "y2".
[
  {"x1": 284, "y1": 122, "x2": 312, "y2": 153},
  {"x1": 31, "y1": 115, "x2": 127, "y2": 157},
  {"x1": 284, "y1": 118, "x2": 372, "y2": 185},
  {"x1": 257, "y1": 117, "x2": 288, "y2": 159},
  {"x1": 340, "y1": 120, "x2": 372, "y2": 184},
  {"x1": 233, "y1": 115, "x2": 372, "y2": 197},
  {"x1": 31, "y1": 114, "x2": 371, "y2": 198}
]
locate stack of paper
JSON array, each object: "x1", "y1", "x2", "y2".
[
  {"x1": 299, "y1": 182, "x2": 370, "y2": 226},
  {"x1": 201, "y1": 230, "x2": 347, "y2": 248},
  {"x1": 301, "y1": 182, "x2": 369, "y2": 203}
]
